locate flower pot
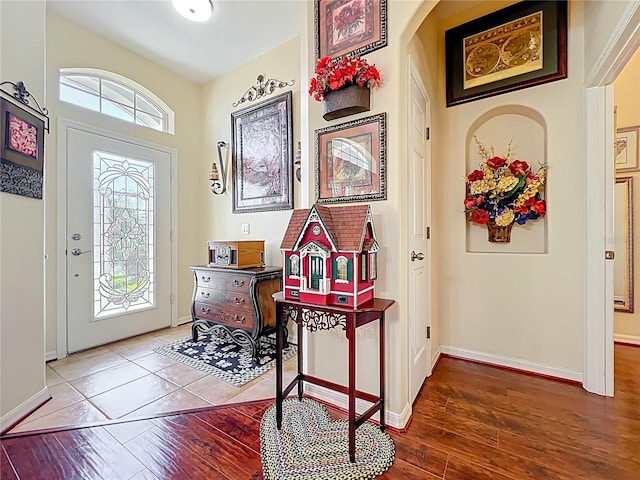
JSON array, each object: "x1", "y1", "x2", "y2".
[
  {"x1": 322, "y1": 84, "x2": 370, "y2": 121},
  {"x1": 487, "y1": 220, "x2": 513, "y2": 243}
]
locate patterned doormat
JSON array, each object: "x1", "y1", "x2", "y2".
[
  {"x1": 260, "y1": 398, "x2": 395, "y2": 480},
  {"x1": 153, "y1": 332, "x2": 296, "y2": 387}
]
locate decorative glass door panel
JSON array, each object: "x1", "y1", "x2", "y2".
[{"x1": 93, "y1": 151, "x2": 155, "y2": 318}]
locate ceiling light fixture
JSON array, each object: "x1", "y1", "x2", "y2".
[{"x1": 172, "y1": 0, "x2": 213, "y2": 22}]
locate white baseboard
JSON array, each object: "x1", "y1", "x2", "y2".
[
  {"x1": 305, "y1": 384, "x2": 411, "y2": 430},
  {"x1": 614, "y1": 333, "x2": 640, "y2": 346},
  {"x1": 177, "y1": 316, "x2": 192, "y2": 326},
  {"x1": 431, "y1": 345, "x2": 442, "y2": 373},
  {"x1": 45, "y1": 351, "x2": 57, "y2": 362},
  {"x1": 1, "y1": 387, "x2": 50, "y2": 433},
  {"x1": 440, "y1": 345, "x2": 583, "y2": 383}
]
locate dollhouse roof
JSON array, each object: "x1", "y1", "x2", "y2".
[{"x1": 281, "y1": 204, "x2": 373, "y2": 252}]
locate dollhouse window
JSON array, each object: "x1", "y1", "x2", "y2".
[
  {"x1": 369, "y1": 252, "x2": 378, "y2": 280},
  {"x1": 361, "y1": 253, "x2": 368, "y2": 281},
  {"x1": 287, "y1": 254, "x2": 300, "y2": 277},
  {"x1": 333, "y1": 256, "x2": 352, "y2": 282},
  {"x1": 337, "y1": 257, "x2": 348, "y2": 280}
]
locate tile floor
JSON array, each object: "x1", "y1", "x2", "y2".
[{"x1": 8, "y1": 324, "x2": 297, "y2": 434}]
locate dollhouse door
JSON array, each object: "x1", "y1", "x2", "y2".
[
  {"x1": 408, "y1": 61, "x2": 432, "y2": 403},
  {"x1": 310, "y1": 256, "x2": 323, "y2": 290}
]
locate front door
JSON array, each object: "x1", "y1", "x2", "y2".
[
  {"x1": 408, "y1": 61, "x2": 432, "y2": 403},
  {"x1": 310, "y1": 256, "x2": 323, "y2": 290},
  {"x1": 65, "y1": 125, "x2": 173, "y2": 353}
]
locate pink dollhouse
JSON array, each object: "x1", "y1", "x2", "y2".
[{"x1": 280, "y1": 204, "x2": 379, "y2": 308}]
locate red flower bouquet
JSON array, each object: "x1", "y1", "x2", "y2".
[{"x1": 308, "y1": 54, "x2": 381, "y2": 102}]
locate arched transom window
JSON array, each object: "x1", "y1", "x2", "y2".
[{"x1": 59, "y1": 68, "x2": 174, "y2": 134}]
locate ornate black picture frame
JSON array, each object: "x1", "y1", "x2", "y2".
[
  {"x1": 315, "y1": 112, "x2": 387, "y2": 204},
  {"x1": 231, "y1": 91, "x2": 294, "y2": 214},
  {"x1": 0, "y1": 86, "x2": 47, "y2": 200},
  {"x1": 315, "y1": 0, "x2": 388, "y2": 60},
  {"x1": 445, "y1": 0, "x2": 568, "y2": 107}
]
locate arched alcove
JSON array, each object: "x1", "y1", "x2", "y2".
[{"x1": 466, "y1": 105, "x2": 548, "y2": 253}]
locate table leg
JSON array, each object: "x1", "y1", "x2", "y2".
[
  {"x1": 348, "y1": 314, "x2": 356, "y2": 463},
  {"x1": 276, "y1": 302, "x2": 283, "y2": 430},
  {"x1": 379, "y1": 312, "x2": 386, "y2": 432},
  {"x1": 297, "y1": 320, "x2": 304, "y2": 401}
]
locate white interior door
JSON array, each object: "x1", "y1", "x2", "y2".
[
  {"x1": 408, "y1": 61, "x2": 432, "y2": 403},
  {"x1": 66, "y1": 126, "x2": 172, "y2": 352}
]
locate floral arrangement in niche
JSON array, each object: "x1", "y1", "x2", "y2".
[
  {"x1": 308, "y1": 54, "x2": 381, "y2": 102},
  {"x1": 464, "y1": 137, "x2": 546, "y2": 242}
]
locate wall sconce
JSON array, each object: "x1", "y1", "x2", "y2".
[
  {"x1": 210, "y1": 141, "x2": 227, "y2": 195},
  {"x1": 294, "y1": 141, "x2": 301, "y2": 182}
]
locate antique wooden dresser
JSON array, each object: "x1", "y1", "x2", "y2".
[{"x1": 189, "y1": 265, "x2": 283, "y2": 359}]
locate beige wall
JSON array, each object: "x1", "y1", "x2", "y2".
[
  {"x1": 45, "y1": 12, "x2": 203, "y2": 355},
  {"x1": 0, "y1": 0, "x2": 47, "y2": 419},
  {"x1": 416, "y1": 0, "x2": 586, "y2": 376},
  {"x1": 200, "y1": 37, "x2": 301, "y2": 268},
  {"x1": 614, "y1": 47, "x2": 640, "y2": 342}
]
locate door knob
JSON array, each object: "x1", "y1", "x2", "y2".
[
  {"x1": 411, "y1": 250, "x2": 425, "y2": 261},
  {"x1": 71, "y1": 248, "x2": 91, "y2": 256}
]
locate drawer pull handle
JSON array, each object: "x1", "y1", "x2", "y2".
[
  {"x1": 201, "y1": 276, "x2": 211, "y2": 282},
  {"x1": 200, "y1": 307, "x2": 211, "y2": 315},
  {"x1": 233, "y1": 279, "x2": 244, "y2": 287},
  {"x1": 234, "y1": 297, "x2": 245, "y2": 305},
  {"x1": 234, "y1": 315, "x2": 246, "y2": 323},
  {"x1": 201, "y1": 291, "x2": 210, "y2": 298}
]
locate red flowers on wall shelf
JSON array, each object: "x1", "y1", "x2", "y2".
[{"x1": 308, "y1": 54, "x2": 381, "y2": 102}]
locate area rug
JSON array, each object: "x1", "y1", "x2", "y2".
[
  {"x1": 260, "y1": 398, "x2": 395, "y2": 480},
  {"x1": 153, "y1": 332, "x2": 296, "y2": 387}
]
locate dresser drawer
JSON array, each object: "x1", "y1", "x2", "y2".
[
  {"x1": 193, "y1": 269, "x2": 251, "y2": 294},
  {"x1": 195, "y1": 287, "x2": 253, "y2": 313},
  {"x1": 194, "y1": 302, "x2": 255, "y2": 331}
]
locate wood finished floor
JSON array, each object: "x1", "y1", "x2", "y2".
[{"x1": 1, "y1": 344, "x2": 638, "y2": 480}]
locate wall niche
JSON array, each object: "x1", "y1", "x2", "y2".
[{"x1": 466, "y1": 105, "x2": 548, "y2": 254}]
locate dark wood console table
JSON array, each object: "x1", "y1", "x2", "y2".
[{"x1": 273, "y1": 291, "x2": 395, "y2": 463}]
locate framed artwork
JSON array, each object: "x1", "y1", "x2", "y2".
[
  {"x1": 614, "y1": 176, "x2": 634, "y2": 313},
  {"x1": 315, "y1": 0, "x2": 388, "y2": 60},
  {"x1": 315, "y1": 112, "x2": 386, "y2": 204},
  {"x1": 445, "y1": 0, "x2": 568, "y2": 107},
  {"x1": 615, "y1": 126, "x2": 639, "y2": 172},
  {"x1": 0, "y1": 96, "x2": 46, "y2": 199},
  {"x1": 231, "y1": 91, "x2": 294, "y2": 214}
]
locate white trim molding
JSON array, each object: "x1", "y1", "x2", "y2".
[
  {"x1": 305, "y1": 384, "x2": 411, "y2": 430},
  {"x1": 45, "y1": 351, "x2": 57, "y2": 362},
  {"x1": 584, "y1": 86, "x2": 614, "y2": 396},
  {"x1": 440, "y1": 346, "x2": 583, "y2": 383},
  {"x1": 431, "y1": 345, "x2": 441, "y2": 373},
  {"x1": 614, "y1": 334, "x2": 640, "y2": 346},
  {"x1": 1, "y1": 387, "x2": 50, "y2": 433}
]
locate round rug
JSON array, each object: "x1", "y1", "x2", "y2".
[{"x1": 260, "y1": 398, "x2": 395, "y2": 479}]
